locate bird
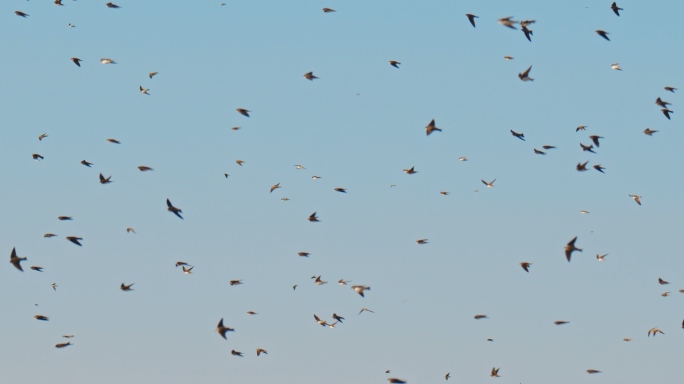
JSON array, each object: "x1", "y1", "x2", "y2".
[
  {"x1": 596, "y1": 30, "x2": 610, "y2": 41},
  {"x1": 589, "y1": 135, "x2": 603, "y2": 147},
  {"x1": 458, "y1": 156, "x2": 468, "y2": 161},
  {"x1": 120, "y1": 283, "x2": 134, "y2": 291},
  {"x1": 576, "y1": 125, "x2": 588, "y2": 132},
  {"x1": 175, "y1": 261, "x2": 190, "y2": 267},
  {"x1": 359, "y1": 307, "x2": 375, "y2": 314},
  {"x1": 445, "y1": 372, "x2": 450, "y2": 380},
  {"x1": 105, "y1": 2, "x2": 120, "y2": 8},
  {"x1": 236, "y1": 108, "x2": 250, "y2": 117},
  {"x1": 389, "y1": 60, "x2": 400, "y2": 68},
  {"x1": 9, "y1": 248, "x2": 26, "y2": 272},
  {"x1": 587, "y1": 369, "x2": 601, "y2": 374},
  {"x1": 280, "y1": 197, "x2": 289, "y2": 202},
  {"x1": 521, "y1": 25, "x2": 533, "y2": 42},
  {"x1": 510, "y1": 130, "x2": 525, "y2": 140},
  {"x1": 322, "y1": 8, "x2": 335, "y2": 13},
  {"x1": 145, "y1": 71, "x2": 159, "y2": 79},
  {"x1": 580, "y1": 143, "x2": 595, "y2": 153},
  {"x1": 34, "y1": 315, "x2": 49, "y2": 321},
  {"x1": 611, "y1": 2, "x2": 623, "y2": 16},
  {"x1": 474, "y1": 314, "x2": 488, "y2": 319},
  {"x1": 44, "y1": 233, "x2": 57, "y2": 238},
  {"x1": 38, "y1": 133, "x2": 48, "y2": 141},
  {"x1": 182, "y1": 266, "x2": 193, "y2": 274},
  {"x1": 662, "y1": 291, "x2": 671, "y2": 297},
  {"x1": 66, "y1": 236, "x2": 83, "y2": 246},
  {"x1": 466, "y1": 13, "x2": 478, "y2": 28},
  {"x1": 664, "y1": 86, "x2": 677, "y2": 93},
  {"x1": 334, "y1": 187, "x2": 347, "y2": 193},
  {"x1": 167, "y1": 199, "x2": 183, "y2": 219},
  {"x1": 55, "y1": 342, "x2": 72, "y2": 349},
  {"x1": 68, "y1": 23, "x2": 75, "y2": 28},
  {"x1": 490, "y1": 367, "x2": 500, "y2": 377},
  {"x1": 15, "y1": 10, "x2": 30, "y2": 18},
  {"x1": 387, "y1": 379, "x2": 407, "y2": 384},
  {"x1": 576, "y1": 161, "x2": 589, "y2": 171},
  {"x1": 216, "y1": 318, "x2": 234, "y2": 339},
  {"x1": 351, "y1": 285, "x2": 370, "y2": 297},
  {"x1": 596, "y1": 254, "x2": 607, "y2": 261},
  {"x1": 256, "y1": 348, "x2": 268, "y2": 356},
  {"x1": 314, "y1": 276, "x2": 327, "y2": 285},
  {"x1": 611, "y1": 63, "x2": 622, "y2": 70},
  {"x1": 58, "y1": 216, "x2": 73, "y2": 221},
  {"x1": 311, "y1": 175, "x2": 322, "y2": 180},
  {"x1": 440, "y1": 191, "x2": 450, "y2": 195},
  {"x1": 554, "y1": 320, "x2": 570, "y2": 325},
  {"x1": 270, "y1": 182, "x2": 281, "y2": 193},
  {"x1": 81, "y1": 160, "x2": 93, "y2": 167},
  {"x1": 332, "y1": 313, "x2": 345, "y2": 323},
  {"x1": 564, "y1": 236, "x2": 582, "y2": 262},
  {"x1": 481, "y1": 179, "x2": 496, "y2": 188},
  {"x1": 106, "y1": 138, "x2": 121, "y2": 144},
  {"x1": 30, "y1": 266, "x2": 44, "y2": 272},
  {"x1": 593, "y1": 164, "x2": 606, "y2": 173},
  {"x1": 62, "y1": 335, "x2": 75, "y2": 339},
  {"x1": 662, "y1": 108, "x2": 673, "y2": 120},
  {"x1": 658, "y1": 278, "x2": 669, "y2": 285},
  {"x1": 231, "y1": 350, "x2": 243, "y2": 357},
  {"x1": 338, "y1": 279, "x2": 351, "y2": 286},
  {"x1": 71, "y1": 58, "x2": 82, "y2": 67},
  {"x1": 313, "y1": 314, "x2": 328, "y2": 327},
  {"x1": 403, "y1": 166, "x2": 418, "y2": 174},
  {"x1": 623, "y1": 338, "x2": 632, "y2": 342},
  {"x1": 629, "y1": 195, "x2": 642, "y2": 206},
  {"x1": 580, "y1": 210, "x2": 590, "y2": 214},
  {"x1": 518, "y1": 65, "x2": 533, "y2": 81},
  {"x1": 298, "y1": 252, "x2": 310, "y2": 257},
  {"x1": 498, "y1": 16, "x2": 518, "y2": 29},
  {"x1": 292, "y1": 285, "x2": 297, "y2": 290},
  {"x1": 294, "y1": 164, "x2": 306, "y2": 169},
  {"x1": 543, "y1": 145, "x2": 556, "y2": 149},
  {"x1": 139, "y1": 86, "x2": 150, "y2": 95},
  {"x1": 303, "y1": 72, "x2": 318, "y2": 80},
  {"x1": 246, "y1": 311, "x2": 257, "y2": 315},
  {"x1": 534, "y1": 148, "x2": 546, "y2": 155},
  {"x1": 229, "y1": 279, "x2": 243, "y2": 286},
  {"x1": 308, "y1": 212, "x2": 320, "y2": 222},
  {"x1": 52, "y1": 283, "x2": 58, "y2": 291},
  {"x1": 520, "y1": 262, "x2": 532, "y2": 272},
  {"x1": 655, "y1": 97, "x2": 671, "y2": 108},
  {"x1": 99, "y1": 173, "x2": 112, "y2": 184},
  {"x1": 137, "y1": 166, "x2": 153, "y2": 172},
  {"x1": 648, "y1": 327, "x2": 664, "y2": 337},
  {"x1": 415, "y1": 239, "x2": 428, "y2": 245},
  {"x1": 425, "y1": 119, "x2": 442, "y2": 135},
  {"x1": 100, "y1": 58, "x2": 116, "y2": 64},
  {"x1": 32, "y1": 154, "x2": 44, "y2": 161}
]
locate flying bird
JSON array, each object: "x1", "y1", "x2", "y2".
[
  {"x1": 313, "y1": 314, "x2": 328, "y2": 327},
  {"x1": 71, "y1": 58, "x2": 82, "y2": 67},
  {"x1": 503, "y1": 56, "x2": 514, "y2": 60},
  {"x1": 106, "y1": 138, "x2": 120, "y2": 144},
  {"x1": 334, "y1": 187, "x2": 347, "y2": 193},
  {"x1": 611, "y1": 63, "x2": 622, "y2": 70},
  {"x1": 576, "y1": 161, "x2": 589, "y2": 171},
  {"x1": 32, "y1": 154, "x2": 44, "y2": 161},
  {"x1": 520, "y1": 262, "x2": 532, "y2": 272},
  {"x1": 322, "y1": 8, "x2": 335, "y2": 13},
  {"x1": 149, "y1": 72, "x2": 158, "y2": 78},
  {"x1": 596, "y1": 253, "x2": 607, "y2": 261},
  {"x1": 490, "y1": 367, "x2": 500, "y2": 377},
  {"x1": 481, "y1": 179, "x2": 496, "y2": 188},
  {"x1": 387, "y1": 379, "x2": 407, "y2": 384},
  {"x1": 351, "y1": 285, "x2": 370, "y2": 297},
  {"x1": 658, "y1": 278, "x2": 669, "y2": 285},
  {"x1": 664, "y1": 86, "x2": 677, "y2": 93},
  {"x1": 587, "y1": 369, "x2": 601, "y2": 374},
  {"x1": 629, "y1": 195, "x2": 642, "y2": 206},
  {"x1": 425, "y1": 119, "x2": 442, "y2": 135},
  {"x1": 440, "y1": 191, "x2": 450, "y2": 195},
  {"x1": 31, "y1": 266, "x2": 44, "y2": 272},
  {"x1": 120, "y1": 283, "x2": 134, "y2": 291},
  {"x1": 521, "y1": 25, "x2": 533, "y2": 42},
  {"x1": 126, "y1": 227, "x2": 136, "y2": 234},
  {"x1": 44, "y1": 233, "x2": 57, "y2": 238},
  {"x1": 474, "y1": 314, "x2": 488, "y2": 320},
  {"x1": 466, "y1": 13, "x2": 478, "y2": 28},
  {"x1": 175, "y1": 261, "x2": 190, "y2": 267},
  {"x1": 314, "y1": 275, "x2": 327, "y2": 285},
  {"x1": 99, "y1": 173, "x2": 112, "y2": 184},
  {"x1": 236, "y1": 108, "x2": 250, "y2": 117},
  {"x1": 403, "y1": 166, "x2": 417, "y2": 174},
  {"x1": 661, "y1": 108, "x2": 673, "y2": 120},
  {"x1": 554, "y1": 320, "x2": 570, "y2": 325},
  {"x1": 589, "y1": 135, "x2": 603, "y2": 147},
  {"x1": 137, "y1": 166, "x2": 153, "y2": 171},
  {"x1": 332, "y1": 313, "x2": 345, "y2": 323},
  {"x1": 498, "y1": 16, "x2": 517, "y2": 29},
  {"x1": 298, "y1": 252, "x2": 310, "y2": 257},
  {"x1": 9, "y1": 248, "x2": 26, "y2": 272},
  {"x1": 105, "y1": 2, "x2": 120, "y2": 8},
  {"x1": 231, "y1": 350, "x2": 243, "y2": 357},
  {"x1": 100, "y1": 58, "x2": 116, "y2": 64},
  {"x1": 167, "y1": 199, "x2": 183, "y2": 219},
  {"x1": 256, "y1": 348, "x2": 268, "y2": 356},
  {"x1": 66, "y1": 236, "x2": 83, "y2": 246},
  {"x1": 58, "y1": 216, "x2": 72, "y2": 221},
  {"x1": 38, "y1": 133, "x2": 48, "y2": 141},
  {"x1": 81, "y1": 160, "x2": 93, "y2": 167},
  {"x1": 648, "y1": 327, "x2": 664, "y2": 337},
  {"x1": 15, "y1": 11, "x2": 29, "y2": 18},
  {"x1": 338, "y1": 279, "x2": 350, "y2": 285},
  {"x1": 308, "y1": 212, "x2": 320, "y2": 222},
  {"x1": 182, "y1": 266, "x2": 193, "y2": 274},
  {"x1": 596, "y1": 30, "x2": 610, "y2": 41},
  {"x1": 139, "y1": 86, "x2": 150, "y2": 95},
  {"x1": 518, "y1": 65, "x2": 534, "y2": 81},
  {"x1": 55, "y1": 342, "x2": 72, "y2": 349},
  {"x1": 52, "y1": 283, "x2": 58, "y2": 291},
  {"x1": 229, "y1": 279, "x2": 243, "y2": 286},
  {"x1": 576, "y1": 125, "x2": 588, "y2": 132},
  {"x1": 216, "y1": 318, "x2": 234, "y2": 339},
  {"x1": 593, "y1": 164, "x2": 606, "y2": 173},
  {"x1": 34, "y1": 315, "x2": 49, "y2": 321},
  {"x1": 416, "y1": 239, "x2": 428, "y2": 244},
  {"x1": 359, "y1": 307, "x2": 375, "y2": 314},
  {"x1": 655, "y1": 97, "x2": 671, "y2": 108},
  {"x1": 564, "y1": 236, "x2": 582, "y2": 262},
  {"x1": 511, "y1": 130, "x2": 526, "y2": 140},
  {"x1": 445, "y1": 372, "x2": 450, "y2": 380},
  {"x1": 389, "y1": 60, "x2": 400, "y2": 68},
  {"x1": 270, "y1": 182, "x2": 281, "y2": 193},
  {"x1": 303, "y1": 72, "x2": 318, "y2": 80},
  {"x1": 543, "y1": 145, "x2": 556, "y2": 150},
  {"x1": 611, "y1": 2, "x2": 623, "y2": 16},
  {"x1": 533, "y1": 148, "x2": 546, "y2": 155}
]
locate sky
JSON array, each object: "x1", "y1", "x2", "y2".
[{"x1": 1, "y1": 1, "x2": 684, "y2": 383}]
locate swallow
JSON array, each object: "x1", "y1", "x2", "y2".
[
  {"x1": 595, "y1": 30, "x2": 610, "y2": 41},
  {"x1": 66, "y1": 236, "x2": 83, "y2": 246},
  {"x1": 32, "y1": 154, "x2": 44, "y2": 161},
  {"x1": 580, "y1": 210, "x2": 590, "y2": 214},
  {"x1": 389, "y1": 60, "x2": 400, "y2": 68},
  {"x1": 629, "y1": 195, "x2": 642, "y2": 206},
  {"x1": 120, "y1": 283, "x2": 134, "y2": 291},
  {"x1": 534, "y1": 148, "x2": 546, "y2": 155},
  {"x1": 576, "y1": 125, "x2": 588, "y2": 132},
  {"x1": 68, "y1": 23, "x2": 75, "y2": 28},
  {"x1": 445, "y1": 372, "x2": 450, "y2": 380},
  {"x1": 270, "y1": 182, "x2": 281, "y2": 193},
  {"x1": 503, "y1": 56, "x2": 514, "y2": 60},
  {"x1": 644, "y1": 128, "x2": 658, "y2": 135},
  {"x1": 31, "y1": 266, "x2": 44, "y2": 272},
  {"x1": 564, "y1": 236, "x2": 582, "y2": 262},
  {"x1": 425, "y1": 119, "x2": 442, "y2": 136},
  {"x1": 334, "y1": 187, "x2": 347, "y2": 193},
  {"x1": 576, "y1": 161, "x2": 589, "y2": 171},
  {"x1": 63, "y1": 335, "x2": 75, "y2": 339},
  {"x1": 298, "y1": 252, "x2": 310, "y2": 257},
  {"x1": 137, "y1": 166, "x2": 154, "y2": 172},
  {"x1": 658, "y1": 278, "x2": 669, "y2": 285},
  {"x1": 518, "y1": 65, "x2": 533, "y2": 81},
  {"x1": 466, "y1": 13, "x2": 478, "y2": 28},
  {"x1": 100, "y1": 58, "x2": 116, "y2": 64},
  {"x1": 322, "y1": 8, "x2": 335, "y2": 12},
  {"x1": 126, "y1": 227, "x2": 136, "y2": 234},
  {"x1": 498, "y1": 16, "x2": 517, "y2": 29},
  {"x1": 229, "y1": 279, "x2": 243, "y2": 286},
  {"x1": 15, "y1": 11, "x2": 29, "y2": 18},
  {"x1": 521, "y1": 25, "x2": 533, "y2": 42},
  {"x1": 510, "y1": 130, "x2": 525, "y2": 141},
  {"x1": 359, "y1": 307, "x2": 375, "y2": 314},
  {"x1": 648, "y1": 327, "x2": 664, "y2": 337},
  {"x1": 34, "y1": 315, "x2": 49, "y2": 321},
  {"x1": 175, "y1": 261, "x2": 189, "y2": 267},
  {"x1": 662, "y1": 291, "x2": 671, "y2": 297},
  {"x1": 99, "y1": 173, "x2": 112, "y2": 184},
  {"x1": 58, "y1": 216, "x2": 73, "y2": 221},
  {"x1": 256, "y1": 348, "x2": 268, "y2": 356},
  {"x1": 656, "y1": 97, "x2": 671, "y2": 108},
  {"x1": 38, "y1": 133, "x2": 48, "y2": 141},
  {"x1": 216, "y1": 318, "x2": 234, "y2": 339},
  {"x1": 587, "y1": 369, "x2": 601, "y2": 374},
  {"x1": 664, "y1": 86, "x2": 677, "y2": 93},
  {"x1": 231, "y1": 349, "x2": 243, "y2": 357},
  {"x1": 236, "y1": 108, "x2": 250, "y2": 117},
  {"x1": 416, "y1": 239, "x2": 428, "y2": 244},
  {"x1": 44, "y1": 233, "x2": 57, "y2": 238},
  {"x1": 580, "y1": 143, "x2": 595, "y2": 153},
  {"x1": 81, "y1": 160, "x2": 93, "y2": 167},
  {"x1": 332, "y1": 313, "x2": 345, "y2": 323},
  {"x1": 611, "y1": 63, "x2": 622, "y2": 71},
  {"x1": 611, "y1": 2, "x2": 623, "y2": 16},
  {"x1": 481, "y1": 179, "x2": 496, "y2": 188},
  {"x1": 106, "y1": 138, "x2": 120, "y2": 144},
  {"x1": 281, "y1": 197, "x2": 289, "y2": 202},
  {"x1": 314, "y1": 314, "x2": 328, "y2": 326},
  {"x1": 292, "y1": 285, "x2": 297, "y2": 290},
  {"x1": 182, "y1": 266, "x2": 193, "y2": 274},
  {"x1": 311, "y1": 175, "x2": 322, "y2": 180},
  {"x1": 490, "y1": 367, "x2": 500, "y2": 377},
  {"x1": 167, "y1": 199, "x2": 183, "y2": 219},
  {"x1": 314, "y1": 275, "x2": 327, "y2": 285},
  {"x1": 387, "y1": 379, "x2": 406, "y2": 384},
  {"x1": 593, "y1": 164, "x2": 606, "y2": 173},
  {"x1": 303, "y1": 72, "x2": 318, "y2": 80},
  {"x1": 139, "y1": 86, "x2": 150, "y2": 95},
  {"x1": 71, "y1": 57, "x2": 82, "y2": 67},
  {"x1": 338, "y1": 279, "x2": 351, "y2": 285},
  {"x1": 474, "y1": 314, "x2": 488, "y2": 319},
  {"x1": 308, "y1": 212, "x2": 320, "y2": 222},
  {"x1": 520, "y1": 262, "x2": 532, "y2": 272},
  {"x1": 52, "y1": 283, "x2": 58, "y2": 291},
  {"x1": 10, "y1": 248, "x2": 26, "y2": 272},
  {"x1": 403, "y1": 166, "x2": 417, "y2": 174},
  {"x1": 543, "y1": 145, "x2": 556, "y2": 149},
  {"x1": 352, "y1": 285, "x2": 370, "y2": 297},
  {"x1": 589, "y1": 135, "x2": 603, "y2": 147},
  {"x1": 623, "y1": 338, "x2": 632, "y2": 342},
  {"x1": 246, "y1": 311, "x2": 257, "y2": 315},
  {"x1": 554, "y1": 320, "x2": 570, "y2": 325},
  {"x1": 440, "y1": 191, "x2": 450, "y2": 195},
  {"x1": 55, "y1": 342, "x2": 72, "y2": 348},
  {"x1": 106, "y1": 2, "x2": 120, "y2": 8},
  {"x1": 596, "y1": 253, "x2": 607, "y2": 261}
]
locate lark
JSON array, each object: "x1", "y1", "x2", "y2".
[
  {"x1": 256, "y1": 348, "x2": 268, "y2": 356},
  {"x1": 643, "y1": 128, "x2": 658, "y2": 136},
  {"x1": 308, "y1": 212, "x2": 320, "y2": 222},
  {"x1": 270, "y1": 182, "x2": 281, "y2": 193},
  {"x1": 587, "y1": 369, "x2": 601, "y2": 374},
  {"x1": 564, "y1": 236, "x2": 582, "y2": 262},
  {"x1": 149, "y1": 72, "x2": 158, "y2": 79},
  {"x1": 314, "y1": 276, "x2": 327, "y2": 285},
  {"x1": 491, "y1": 367, "x2": 500, "y2": 377},
  {"x1": 38, "y1": 133, "x2": 48, "y2": 141},
  {"x1": 31, "y1": 266, "x2": 44, "y2": 272},
  {"x1": 596, "y1": 253, "x2": 607, "y2": 261},
  {"x1": 182, "y1": 266, "x2": 193, "y2": 274},
  {"x1": 359, "y1": 307, "x2": 375, "y2": 314},
  {"x1": 139, "y1": 86, "x2": 150, "y2": 95},
  {"x1": 314, "y1": 314, "x2": 328, "y2": 327},
  {"x1": 100, "y1": 58, "x2": 116, "y2": 64},
  {"x1": 229, "y1": 279, "x2": 243, "y2": 286},
  {"x1": 580, "y1": 143, "x2": 595, "y2": 153},
  {"x1": 55, "y1": 342, "x2": 72, "y2": 348},
  {"x1": 332, "y1": 313, "x2": 345, "y2": 323},
  {"x1": 611, "y1": 63, "x2": 622, "y2": 70},
  {"x1": 648, "y1": 327, "x2": 664, "y2": 337},
  {"x1": 658, "y1": 278, "x2": 669, "y2": 285},
  {"x1": 655, "y1": 97, "x2": 671, "y2": 108}
]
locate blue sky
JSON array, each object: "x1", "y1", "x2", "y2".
[{"x1": 2, "y1": 1, "x2": 683, "y2": 383}]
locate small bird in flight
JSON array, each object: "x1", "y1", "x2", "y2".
[
  {"x1": 256, "y1": 348, "x2": 268, "y2": 356},
  {"x1": 664, "y1": 86, "x2": 677, "y2": 93},
  {"x1": 322, "y1": 8, "x2": 335, "y2": 13},
  {"x1": 38, "y1": 133, "x2": 48, "y2": 141},
  {"x1": 120, "y1": 283, "x2": 134, "y2": 291},
  {"x1": 216, "y1": 318, "x2": 234, "y2": 339},
  {"x1": 474, "y1": 314, "x2": 488, "y2": 320},
  {"x1": 106, "y1": 2, "x2": 120, "y2": 8},
  {"x1": 425, "y1": 119, "x2": 442, "y2": 136},
  {"x1": 564, "y1": 236, "x2": 582, "y2": 262},
  {"x1": 351, "y1": 285, "x2": 370, "y2": 297},
  {"x1": 596, "y1": 253, "x2": 607, "y2": 261},
  {"x1": 520, "y1": 262, "x2": 532, "y2": 272},
  {"x1": 490, "y1": 367, "x2": 500, "y2": 377},
  {"x1": 629, "y1": 195, "x2": 642, "y2": 206},
  {"x1": 481, "y1": 179, "x2": 496, "y2": 188},
  {"x1": 611, "y1": 63, "x2": 622, "y2": 71},
  {"x1": 15, "y1": 11, "x2": 29, "y2": 18},
  {"x1": 99, "y1": 173, "x2": 113, "y2": 184},
  {"x1": 100, "y1": 58, "x2": 116, "y2": 64},
  {"x1": 31, "y1": 266, "x2": 44, "y2": 272},
  {"x1": 308, "y1": 212, "x2": 320, "y2": 222},
  {"x1": 510, "y1": 130, "x2": 525, "y2": 140},
  {"x1": 403, "y1": 166, "x2": 417, "y2": 174},
  {"x1": 334, "y1": 187, "x2": 347, "y2": 193},
  {"x1": 71, "y1": 58, "x2": 82, "y2": 67},
  {"x1": 106, "y1": 138, "x2": 121, "y2": 144},
  {"x1": 576, "y1": 161, "x2": 589, "y2": 171},
  {"x1": 66, "y1": 236, "x2": 83, "y2": 246},
  {"x1": 416, "y1": 239, "x2": 428, "y2": 244},
  {"x1": 658, "y1": 277, "x2": 669, "y2": 285},
  {"x1": 466, "y1": 14, "x2": 478, "y2": 28},
  {"x1": 389, "y1": 60, "x2": 400, "y2": 68},
  {"x1": 10, "y1": 248, "x2": 26, "y2": 272},
  {"x1": 167, "y1": 199, "x2": 184, "y2": 219},
  {"x1": 139, "y1": 86, "x2": 150, "y2": 95},
  {"x1": 611, "y1": 2, "x2": 623, "y2": 16},
  {"x1": 498, "y1": 16, "x2": 518, "y2": 29},
  {"x1": 303, "y1": 72, "x2": 318, "y2": 80},
  {"x1": 593, "y1": 164, "x2": 606, "y2": 173},
  {"x1": 138, "y1": 166, "x2": 153, "y2": 171},
  {"x1": 648, "y1": 327, "x2": 664, "y2": 337},
  {"x1": 32, "y1": 154, "x2": 44, "y2": 161},
  {"x1": 661, "y1": 108, "x2": 673, "y2": 120},
  {"x1": 518, "y1": 65, "x2": 534, "y2": 81},
  {"x1": 81, "y1": 160, "x2": 93, "y2": 167},
  {"x1": 149, "y1": 72, "x2": 158, "y2": 79},
  {"x1": 236, "y1": 108, "x2": 250, "y2": 117},
  {"x1": 270, "y1": 182, "x2": 281, "y2": 193},
  {"x1": 596, "y1": 30, "x2": 610, "y2": 41}
]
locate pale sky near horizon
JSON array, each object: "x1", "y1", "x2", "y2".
[{"x1": 1, "y1": 1, "x2": 684, "y2": 383}]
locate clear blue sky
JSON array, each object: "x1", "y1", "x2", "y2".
[{"x1": 2, "y1": 1, "x2": 683, "y2": 383}]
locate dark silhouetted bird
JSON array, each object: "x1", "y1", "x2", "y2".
[
  {"x1": 167, "y1": 199, "x2": 183, "y2": 219},
  {"x1": 466, "y1": 14, "x2": 478, "y2": 28}
]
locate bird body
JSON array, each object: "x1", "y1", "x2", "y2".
[
  {"x1": 564, "y1": 236, "x2": 581, "y2": 262},
  {"x1": 466, "y1": 14, "x2": 478, "y2": 28},
  {"x1": 216, "y1": 318, "x2": 234, "y2": 339},
  {"x1": 167, "y1": 199, "x2": 183, "y2": 219},
  {"x1": 518, "y1": 65, "x2": 533, "y2": 81},
  {"x1": 425, "y1": 119, "x2": 442, "y2": 135},
  {"x1": 351, "y1": 285, "x2": 370, "y2": 297},
  {"x1": 10, "y1": 248, "x2": 26, "y2": 272},
  {"x1": 120, "y1": 283, "x2": 134, "y2": 291}
]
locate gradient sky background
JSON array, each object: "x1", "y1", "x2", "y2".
[{"x1": 2, "y1": 1, "x2": 683, "y2": 383}]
